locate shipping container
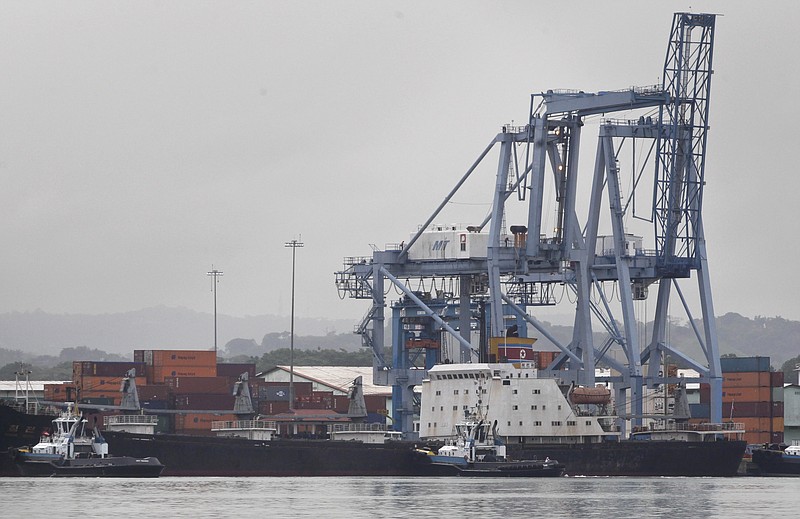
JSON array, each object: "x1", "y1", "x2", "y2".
[
  {"x1": 78, "y1": 376, "x2": 125, "y2": 394},
  {"x1": 133, "y1": 350, "x2": 145, "y2": 363},
  {"x1": 743, "y1": 431, "x2": 771, "y2": 445},
  {"x1": 770, "y1": 371, "x2": 785, "y2": 387},
  {"x1": 722, "y1": 386, "x2": 772, "y2": 403},
  {"x1": 771, "y1": 431, "x2": 784, "y2": 444},
  {"x1": 772, "y1": 386, "x2": 784, "y2": 403},
  {"x1": 149, "y1": 366, "x2": 218, "y2": 383},
  {"x1": 738, "y1": 417, "x2": 773, "y2": 433},
  {"x1": 258, "y1": 401, "x2": 291, "y2": 415},
  {"x1": 722, "y1": 401, "x2": 773, "y2": 418},
  {"x1": 772, "y1": 401, "x2": 784, "y2": 417},
  {"x1": 722, "y1": 372, "x2": 770, "y2": 388},
  {"x1": 365, "y1": 395, "x2": 388, "y2": 414},
  {"x1": 699, "y1": 383, "x2": 710, "y2": 404},
  {"x1": 44, "y1": 383, "x2": 78, "y2": 402},
  {"x1": 216, "y1": 363, "x2": 257, "y2": 379},
  {"x1": 773, "y1": 416, "x2": 784, "y2": 432},
  {"x1": 720, "y1": 356, "x2": 771, "y2": 373},
  {"x1": 689, "y1": 403, "x2": 710, "y2": 419},
  {"x1": 137, "y1": 384, "x2": 171, "y2": 401},
  {"x1": 150, "y1": 350, "x2": 217, "y2": 368},
  {"x1": 174, "y1": 412, "x2": 236, "y2": 430},
  {"x1": 73, "y1": 361, "x2": 146, "y2": 378},
  {"x1": 164, "y1": 376, "x2": 232, "y2": 394},
  {"x1": 174, "y1": 393, "x2": 236, "y2": 410}
]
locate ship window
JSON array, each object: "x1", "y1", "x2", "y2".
[
  {"x1": 534, "y1": 421, "x2": 542, "y2": 427},
  {"x1": 531, "y1": 405, "x2": 537, "y2": 410},
  {"x1": 542, "y1": 405, "x2": 546, "y2": 410},
  {"x1": 454, "y1": 390, "x2": 459, "y2": 395},
  {"x1": 512, "y1": 389, "x2": 518, "y2": 394},
  {"x1": 435, "y1": 390, "x2": 441, "y2": 396},
  {"x1": 464, "y1": 390, "x2": 469, "y2": 394},
  {"x1": 428, "y1": 423, "x2": 431, "y2": 427},
  {"x1": 552, "y1": 421, "x2": 562, "y2": 426},
  {"x1": 519, "y1": 421, "x2": 523, "y2": 426},
  {"x1": 440, "y1": 406, "x2": 444, "y2": 411},
  {"x1": 502, "y1": 380, "x2": 510, "y2": 386},
  {"x1": 567, "y1": 421, "x2": 576, "y2": 426},
  {"x1": 461, "y1": 243, "x2": 466, "y2": 251},
  {"x1": 512, "y1": 405, "x2": 518, "y2": 410},
  {"x1": 586, "y1": 421, "x2": 592, "y2": 426},
  {"x1": 453, "y1": 406, "x2": 458, "y2": 411},
  {"x1": 507, "y1": 421, "x2": 511, "y2": 427},
  {"x1": 457, "y1": 374, "x2": 463, "y2": 379},
  {"x1": 482, "y1": 389, "x2": 487, "y2": 394},
  {"x1": 432, "y1": 407, "x2": 435, "y2": 411},
  {"x1": 532, "y1": 389, "x2": 541, "y2": 395},
  {"x1": 463, "y1": 405, "x2": 469, "y2": 410},
  {"x1": 558, "y1": 405, "x2": 562, "y2": 410},
  {"x1": 447, "y1": 375, "x2": 453, "y2": 379}
]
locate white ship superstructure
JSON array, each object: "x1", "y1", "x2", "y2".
[{"x1": 419, "y1": 363, "x2": 619, "y2": 445}]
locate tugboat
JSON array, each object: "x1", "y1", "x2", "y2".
[
  {"x1": 750, "y1": 444, "x2": 800, "y2": 476},
  {"x1": 12, "y1": 403, "x2": 164, "y2": 477},
  {"x1": 418, "y1": 417, "x2": 565, "y2": 477}
]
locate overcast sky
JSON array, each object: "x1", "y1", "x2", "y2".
[{"x1": 1, "y1": 1, "x2": 798, "y2": 327}]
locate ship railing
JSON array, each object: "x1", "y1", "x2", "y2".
[
  {"x1": 104, "y1": 414, "x2": 159, "y2": 426},
  {"x1": 329, "y1": 423, "x2": 392, "y2": 433},
  {"x1": 211, "y1": 419, "x2": 277, "y2": 431},
  {"x1": 642, "y1": 421, "x2": 745, "y2": 433}
]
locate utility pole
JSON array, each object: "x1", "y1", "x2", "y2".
[
  {"x1": 207, "y1": 266, "x2": 224, "y2": 354},
  {"x1": 285, "y1": 238, "x2": 304, "y2": 412}
]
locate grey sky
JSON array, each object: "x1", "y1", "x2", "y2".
[{"x1": 1, "y1": 2, "x2": 798, "y2": 326}]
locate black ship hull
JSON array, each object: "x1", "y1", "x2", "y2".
[
  {"x1": 15, "y1": 455, "x2": 165, "y2": 478},
  {"x1": 102, "y1": 430, "x2": 435, "y2": 477},
  {"x1": 101, "y1": 430, "x2": 745, "y2": 477},
  {"x1": 0, "y1": 404, "x2": 57, "y2": 476},
  {"x1": 750, "y1": 448, "x2": 800, "y2": 476},
  {"x1": 509, "y1": 440, "x2": 746, "y2": 477}
]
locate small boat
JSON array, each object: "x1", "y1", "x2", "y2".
[
  {"x1": 12, "y1": 403, "x2": 164, "y2": 478},
  {"x1": 750, "y1": 443, "x2": 800, "y2": 476},
  {"x1": 418, "y1": 419, "x2": 565, "y2": 477}
]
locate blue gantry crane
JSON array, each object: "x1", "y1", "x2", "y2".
[{"x1": 335, "y1": 13, "x2": 721, "y2": 437}]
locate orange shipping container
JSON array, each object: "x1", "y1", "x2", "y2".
[
  {"x1": 773, "y1": 416, "x2": 784, "y2": 432},
  {"x1": 175, "y1": 412, "x2": 236, "y2": 430},
  {"x1": 78, "y1": 376, "x2": 125, "y2": 393},
  {"x1": 722, "y1": 386, "x2": 772, "y2": 403},
  {"x1": 151, "y1": 350, "x2": 216, "y2": 369},
  {"x1": 738, "y1": 417, "x2": 772, "y2": 433},
  {"x1": 722, "y1": 372, "x2": 770, "y2": 388},
  {"x1": 150, "y1": 366, "x2": 218, "y2": 383},
  {"x1": 744, "y1": 431, "x2": 771, "y2": 445}
]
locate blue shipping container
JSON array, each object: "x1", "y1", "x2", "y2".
[{"x1": 720, "y1": 356, "x2": 770, "y2": 373}]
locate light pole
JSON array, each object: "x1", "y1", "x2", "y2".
[
  {"x1": 285, "y1": 238, "x2": 303, "y2": 412},
  {"x1": 207, "y1": 266, "x2": 224, "y2": 354}
]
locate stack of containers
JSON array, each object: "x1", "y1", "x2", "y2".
[
  {"x1": 134, "y1": 349, "x2": 217, "y2": 384},
  {"x1": 73, "y1": 361, "x2": 147, "y2": 405},
  {"x1": 697, "y1": 356, "x2": 784, "y2": 445}
]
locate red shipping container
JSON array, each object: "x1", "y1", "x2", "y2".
[
  {"x1": 137, "y1": 384, "x2": 172, "y2": 401},
  {"x1": 216, "y1": 363, "x2": 257, "y2": 379},
  {"x1": 174, "y1": 393, "x2": 236, "y2": 410},
  {"x1": 771, "y1": 371, "x2": 785, "y2": 387},
  {"x1": 258, "y1": 401, "x2": 290, "y2": 415},
  {"x1": 164, "y1": 376, "x2": 232, "y2": 395}
]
